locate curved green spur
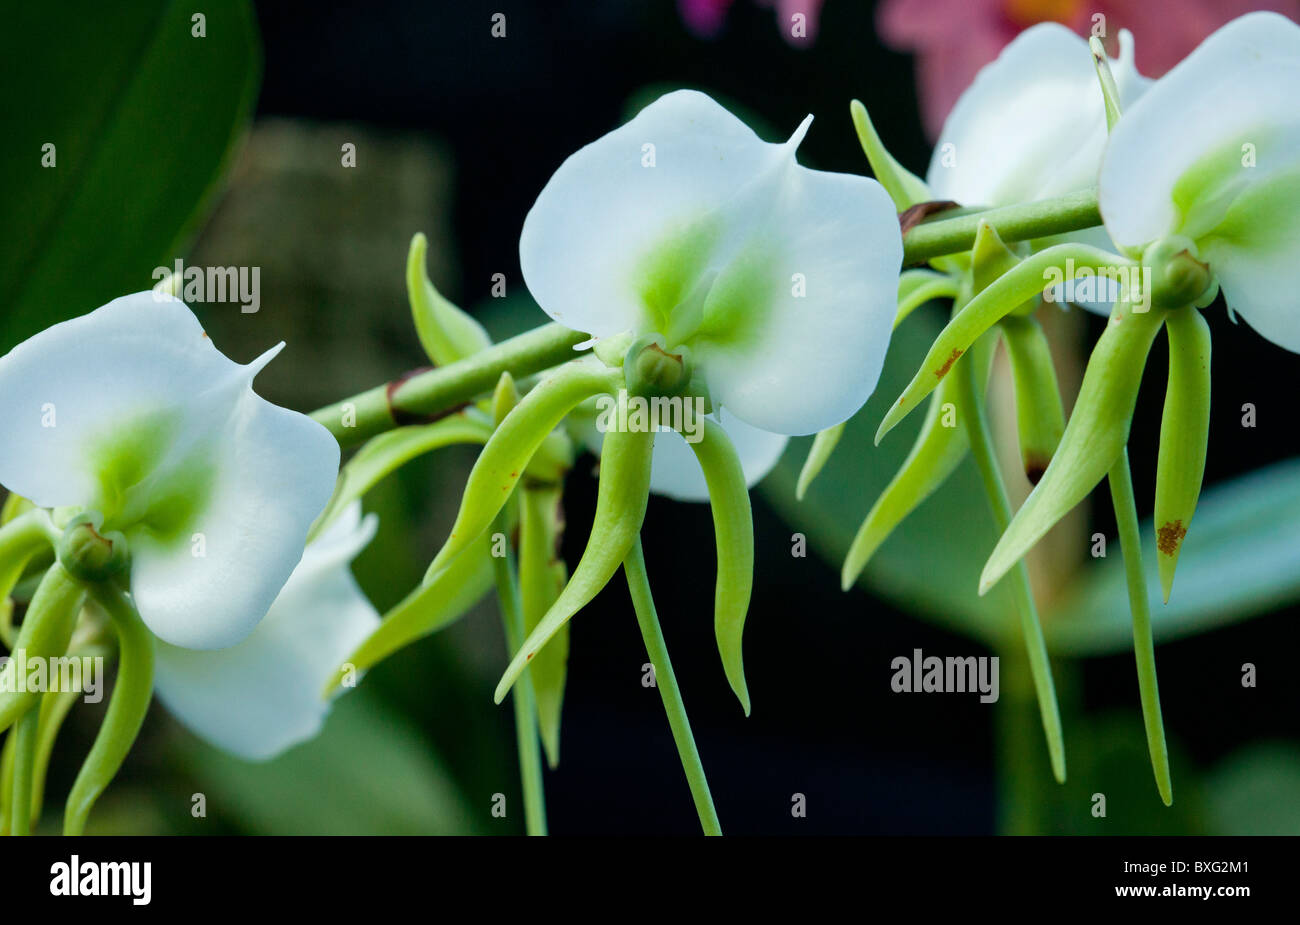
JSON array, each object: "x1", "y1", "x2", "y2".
[
  {"x1": 1000, "y1": 314, "x2": 1066, "y2": 485},
  {"x1": 0, "y1": 565, "x2": 85, "y2": 736},
  {"x1": 843, "y1": 329, "x2": 998, "y2": 591},
  {"x1": 326, "y1": 531, "x2": 495, "y2": 694},
  {"x1": 980, "y1": 302, "x2": 1168, "y2": 595},
  {"x1": 795, "y1": 422, "x2": 845, "y2": 501},
  {"x1": 64, "y1": 585, "x2": 154, "y2": 836},
  {"x1": 310, "y1": 412, "x2": 493, "y2": 542},
  {"x1": 495, "y1": 424, "x2": 654, "y2": 704},
  {"x1": 424, "y1": 359, "x2": 621, "y2": 583},
  {"x1": 518, "y1": 483, "x2": 569, "y2": 768},
  {"x1": 686, "y1": 417, "x2": 755, "y2": 715},
  {"x1": 407, "y1": 232, "x2": 492, "y2": 366},
  {"x1": 1154, "y1": 306, "x2": 1212, "y2": 603},
  {"x1": 875, "y1": 244, "x2": 1134, "y2": 446}
]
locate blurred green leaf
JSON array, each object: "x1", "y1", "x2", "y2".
[
  {"x1": 1017, "y1": 712, "x2": 1205, "y2": 835},
  {"x1": 171, "y1": 688, "x2": 482, "y2": 835},
  {"x1": 761, "y1": 308, "x2": 1016, "y2": 645},
  {"x1": 0, "y1": 0, "x2": 260, "y2": 351},
  {"x1": 1206, "y1": 742, "x2": 1300, "y2": 835},
  {"x1": 1048, "y1": 458, "x2": 1300, "y2": 655}
]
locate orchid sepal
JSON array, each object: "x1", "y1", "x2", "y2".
[{"x1": 1153, "y1": 306, "x2": 1212, "y2": 603}]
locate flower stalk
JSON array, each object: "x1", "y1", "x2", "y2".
[{"x1": 624, "y1": 537, "x2": 722, "y2": 836}]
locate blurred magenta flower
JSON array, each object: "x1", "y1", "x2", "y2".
[
  {"x1": 679, "y1": 0, "x2": 825, "y2": 46},
  {"x1": 878, "y1": 0, "x2": 1300, "y2": 137}
]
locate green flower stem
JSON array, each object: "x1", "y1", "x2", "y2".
[
  {"x1": 623, "y1": 537, "x2": 722, "y2": 836},
  {"x1": 0, "y1": 564, "x2": 86, "y2": 735},
  {"x1": 994, "y1": 645, "x2": 1047, "y2": 835},
  {"x1": 311, "y1": 322, "x2": 590, "y2": 447},
  {"x1": 0, "y1": 510, "x2": 59, "y2": 598},
  {"x1": 901, "y1": 190, "x2": 1102, "y2": 266},
  {"x1": 1107, "y1": 448, "x2": 1174, "y2": 805},
  {"x1": 65, "y1": 584, "x2": 154, "y2": 836},
  {"x1": 8, "y1": 706, "x2": 39, "y2": 835},
  {"x1": 491, "y1": 509, "x2": 549, "y2": 837},
  {"x1": 956, "y1": 335, "x2": 1067, "y2": 784},
  {"x1": 308, "y1": 195, "x2": 1104, "y2": 449}
]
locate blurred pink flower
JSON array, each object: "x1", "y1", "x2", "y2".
[
  {"x1": 878, "y1": 0, "x2": 1300, "y2": 137},
  {"x1": 679, "y1": 0, "x2": 825, "y2": 46}
]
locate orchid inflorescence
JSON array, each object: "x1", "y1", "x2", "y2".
[{"x1": 0, "y1": 11, "x2": 1296, "y2": 835}]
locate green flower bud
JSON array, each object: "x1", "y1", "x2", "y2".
[
  {"x1": 56, "y1": 514, "x2": 128, "y2": 583},
  {"x1": 491, "y1": 371, "x2": 520, "y2": 426},
  {"x1": 624, "y1": 334, "x2": 690, "y2": 398},
  {"x1": 592, "y1": 331, "x2": 636, "y2": 368},
  {"x1": 1143, "y1": 235, "x2": 1213, "y2": 310}
]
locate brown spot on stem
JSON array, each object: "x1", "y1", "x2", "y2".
[
  {"x1": 525, "y1": 652, "x2": 534, "y2": 661},
  {"x1": 935, "y1": 348, "x2": 963, "y2": 378},
  {"x1": 1024, "y1": 455, "x2": 1049, "y2": 485},
  {"x1": 898, "y1": 200, "x2": 961, "y2": 235},
  {"x1": 386, "y1": 366, "x2": 470, "y2": 426},
  {"x1": 1157, "y1": 520, "x2": 1187, "y2": 556}
]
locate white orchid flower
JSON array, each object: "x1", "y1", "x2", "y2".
[
  {"x1": 927, "y1": 23, "x2": 1150, "y2": 314},
  {"x1": 929, "y1": 22, "x2": 1150, "y2": 211},
  {"x1": 0, "y1": 292, "x2": 340, "y2": 649},
  {"x1": 1099, "y1": 11, "x2": 1300, "y2": 349},
  {"x1": 520, "y1": 90, "x2": 903, "y2": 498},
  {"x1": 153, "y1": 501, "x2": 380, "y2": 759}
]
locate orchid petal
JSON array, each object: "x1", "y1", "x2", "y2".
[
  {"x1": 929, "y1": 24, "x2": 1149, "y2": 208},
  {"x1": 520, "y1": 90, "x2": 789, "y2": 338},
  {"x1": 647, "y1": 408, "x2": 787, "y2": 502},
  {"x1": 1099, "y1": 13, "x2": 1300, "y2": 249},
  {"x1": 0, "y1": 293, "x2": 339, "y2": 650},
  {"x1": 153, "y1": 504, "x2": 379, "y2": 760}
]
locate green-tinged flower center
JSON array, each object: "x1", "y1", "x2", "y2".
[
  {"x1": 1170, "y1": 129, "x2": 1284, "y2": 242},
  {"x1": 91, "y1": 409, "x2": 217, "y2": 541},
  {"x1": 633, "y1": 218, "x2": 776, "y2": 355}
]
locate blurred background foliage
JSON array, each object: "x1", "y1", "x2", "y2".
[{"x1": 4, "y1": 0, "x2": 1298, "y2": 833}]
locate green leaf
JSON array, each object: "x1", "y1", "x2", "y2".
[
  {"x1": 1048, "y1": 456, "x2": 1300, "y2": 655},
  {"x1": 0, "y1": 0, "x2": 260, "y2": 351}
]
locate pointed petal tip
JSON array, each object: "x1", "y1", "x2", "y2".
[
  {"x1": 246, "y1": 341, "x2": 286, "y2": 377},
  {"x1": 786, "y1": 113, "x2": 814, "y2": 150}
]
